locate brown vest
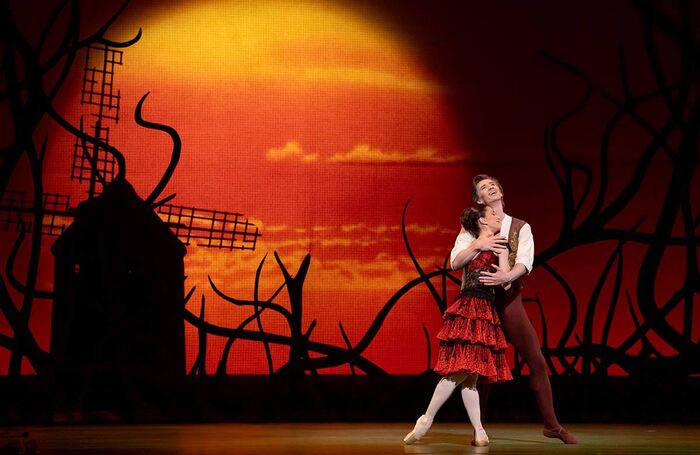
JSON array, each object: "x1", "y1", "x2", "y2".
[{"x1": 507, "y1": 217, "x2": 527, "y2": 293}]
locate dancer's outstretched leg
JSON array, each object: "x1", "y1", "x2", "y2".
[
  {"x1": 403, "y1": 373, "x2": 467, "y2": 444},
  {"x1": 501, "y1": 295, "x2": 578, "y2": 444},
  {"x1": 460, "y1": 374, "x2": 488, "y2": 446}
]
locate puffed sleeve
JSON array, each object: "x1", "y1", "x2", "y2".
[
  {"x1": 450, "y1": 231, "x2": 476, "y2": 270},
  {"x1": 516, "y1": 223, "x2": 534, "y2": 273}
]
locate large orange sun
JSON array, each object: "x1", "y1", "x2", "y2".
[{"x1": 37, "y1": 0, "x2": 472, "y2": 374}]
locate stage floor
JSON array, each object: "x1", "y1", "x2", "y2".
[{"x1": 3, "y1": 423, "x2": 699, "y2": 454}]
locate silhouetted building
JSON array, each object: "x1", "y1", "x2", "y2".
[{"x1": 51, "y1": 179, "x2": 186, "y2": 418}]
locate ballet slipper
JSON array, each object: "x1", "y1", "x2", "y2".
[{"x1": 403, "y1": 415, "x2": 433, "y2": 444}]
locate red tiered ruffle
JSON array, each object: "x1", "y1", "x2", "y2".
[{"x1": 433, "y1": 293, "x2": 512, "y2": 382}]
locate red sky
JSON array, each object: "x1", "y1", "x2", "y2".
[{"x1": 1, "y1": 0, "x2": 698, "y2": 375}]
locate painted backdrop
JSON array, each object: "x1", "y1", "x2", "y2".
[{"x1": 1, "y1": 0, "x2": 698, "y2": 384}]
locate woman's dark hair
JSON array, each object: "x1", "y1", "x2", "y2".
[{"x1": 460, "y1": 205, "x2": 488, "y2": 238}]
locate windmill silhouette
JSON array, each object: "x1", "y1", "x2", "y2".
[
  {"x1": 0, "y1": 44, "x2": 261, "y2": 249},
  {"x1": 0, "y1": 43, "x2": 261, "y2": 420}
]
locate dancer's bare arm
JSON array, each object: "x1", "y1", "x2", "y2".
[{"x1": 451, "y1": 234, "x2": 507, "y2": 271}]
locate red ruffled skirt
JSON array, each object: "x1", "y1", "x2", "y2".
[{"x1": 433, "y1": 290, "x2": 512, "y2": 382}]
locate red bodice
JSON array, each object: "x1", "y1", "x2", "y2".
[{"x1": 461, "y1": 251, "x2": 498, "y2": 296}]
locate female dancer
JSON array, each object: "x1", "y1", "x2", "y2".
[{"x1": 404, "y1": 205, "x2": 512, "y2": 446}]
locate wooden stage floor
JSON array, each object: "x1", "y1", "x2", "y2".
[{"x1": 3, "y1": 423, "x2": 699, "y2": 454}]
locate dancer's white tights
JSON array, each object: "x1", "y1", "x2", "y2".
[
  {"x1": 460, "y1": 376, "x2": 487, "y2": 439},
  {"x1": 424, "y1": 373, "x2": 485, "y2": 437}
]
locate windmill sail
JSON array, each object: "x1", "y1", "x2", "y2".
[{"x1": 156, "y1": 204, "x2": 260, "y2": 251}]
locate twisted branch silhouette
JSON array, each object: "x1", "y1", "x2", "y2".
[
  {"x1": 188, "y1": 200, "x2": 467, "y2": 376},
  {"x1": 529, "y1": 0, "x2": 700, "y2": 377}
]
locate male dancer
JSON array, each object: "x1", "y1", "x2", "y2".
[{"x1": 450, "y1": 174, "x2": 578, "y2": 444}]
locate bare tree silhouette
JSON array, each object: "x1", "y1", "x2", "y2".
[
  {"x1": 188, "y1": 200, "x2": 460, "y2": 377},
  {"x1": 0, "y1": 0, "x2": 140, "y2": 385},
  {"x1": 526, "y1": 0, "x2": 700, "y2": 378}
]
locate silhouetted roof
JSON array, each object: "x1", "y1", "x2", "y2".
[{"x1": 52, "y1": 179, "x2": 186, "y2": 257}]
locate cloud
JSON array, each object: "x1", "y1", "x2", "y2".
[
  {"x1": 265, "y1": 225, "x2": 289, "y2": 232},
  {"x1": 266, "y1": 142, "x2": 319, "y2": 162},
  {"x1": 181, "y1": 221, "x2": 457, "y2": 295},
  {"x1": 185, "y1": 247, "x2": 450, "y2": 295},
  {"x1": 318, "y1": 237, "x2": 392, "y2": 248},
  {"x1": 341, "y1": 223, "x2": 366, "y2": 233},
  {"x1": 328, "y1": 144, "x2": 467, "y2": 165},
  {"x1": 404, "y1": 224, "x2": 445, "y2": 235},
  {"x1": 314, "y1": 252, "x2": 450, "y2": 290},
  {"x1": 275, "y1": 222, "x2": 452, "y2": 238},
  {"x1": 265, "y1": 143, "x2": 467, "y2": 166}
]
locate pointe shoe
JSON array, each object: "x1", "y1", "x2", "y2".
[
  {"x1": 403, "y1": 414, "x2": 433, "y2": 444},
  {"x1": 543, "y1": 426, "x2": 578, "y2": 444},
  {"x1": 471, "y1": 429, "x2": 489, "y2": 447},
  {"x1": 471, "y1": 437, "x2": 489, "y2": 447}
]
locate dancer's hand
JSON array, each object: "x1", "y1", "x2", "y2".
[
  {"x1": 475, "y1": 235, "x2": 507, "y2": 253},
  {"x1": 479, "y1": 264, "x2": 510, "y2": 286}
]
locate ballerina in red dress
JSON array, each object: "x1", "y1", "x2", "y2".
[{"x1": 404, "y1": 205, "x2": 512, "y2": 446}]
